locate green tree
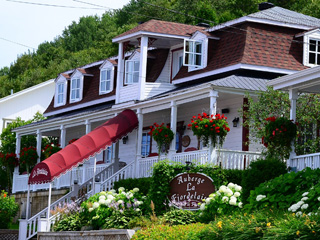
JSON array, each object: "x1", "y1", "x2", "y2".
[{"x1": 240, "y1": 87, "x2": 320, "y2": 157}]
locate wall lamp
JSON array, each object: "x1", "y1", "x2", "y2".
[
  {"x1": 232, "y1": 117, "x2": 240, "y2": 127},
  {"x1": 122, "y1": 136, "x2": 128, "y2": 144}
]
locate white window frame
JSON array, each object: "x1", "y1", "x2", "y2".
[
  {"x1": 172, "y1": 49, "x2": 183, "y2": 79},
  {"x1": 141, "y1": 132, "x2": 151, "y2": 157},
  {"x1": 54, "y1": 78, "x2": 67, "y2": 107},
  {"x1": 125, "y1": 60, "x2": 140, "y2": 84},
  {"x1": 99, "y1": 67, "x2": 113, "y2": 95},
  {"x1": 307, "y1": 38, "x2": 320, "y2": 66},
  {"x1": 70, "y1": 77, "x2": 82, "y2": 103},
  {"x1": 183, "y1": 39, "x2": 203, "y2": 68}
]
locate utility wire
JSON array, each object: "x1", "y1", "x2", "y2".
[
  {"x1": 5, "y1": 0, "x2": 106, "y2": 10},
  {"x1": 0, "y1": 37, "x2": 36, "y2": 50}
]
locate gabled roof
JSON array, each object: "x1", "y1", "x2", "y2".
[
  {"x1": 113, "y1": 19, "x2": 207, "y2": 41},
  {"x1": 208, "y1": 6, "x2": 320, "y2": 32}
]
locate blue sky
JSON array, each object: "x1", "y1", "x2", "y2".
[{"x1": 0, "y1": 0, "x2": 130, "y2": 69}]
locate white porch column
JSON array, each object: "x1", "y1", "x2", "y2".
[
  {"x1": 289, "y1": 89, "x2": 298, "y2": 161},
  {"x1": 209, "y1": 90, "x2": 219, "y2": 116},
  {"x1": 12, "y1": 133, "x2": 21, "y2": 193},
  {"x1": 138, "y1": 36, "x2": 148, "y2": 100},
  {"x1": 116, "y1": 42, "x2": 124, "y2": 104},
  {"x1": 135, "y1": 108, "x2": 143, "y2": 178},
  {"x1": 289, "y1": 89, "x2": 298, "y2": 122},
  {"x1": 209, "y1": 90, "x2": 219, "y2": 163},
  {"x1": 14, "y1": 133, "x2": 21, "y2": 174},
  {"x1": 169, "y1": 100, "x2": 177, "y2": 159},
  {"x1": 36, "y1": 129, "x2": 42, "y2": 163},
  {"x1": 113, "y1": 113, "x2": 120, "y2": 173},
  {"x1": 113, "y1": 141, "x2": 120, "y2": 173},
  {"x1": 60, "y1": 125, "x2": 66, "y2": 149},
  {"x1": 85, "y1": 119, "x2": 91, "y2": 134}
]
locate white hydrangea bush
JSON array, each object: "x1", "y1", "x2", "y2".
[
  {"x1": 81, "y1": 187, "x2": 146, "y2": 228},
  {"x1": 199, "y1": 183, "x2": 243, "y2": 218},
  {"x1": 288, "y1": 190, "x2": 320, "y2": 216}
]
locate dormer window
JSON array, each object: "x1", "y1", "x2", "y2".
[
  {"x1": 308, "y1": 39, "x2": 320, "y2": 65},
  {"x1": 70, "y1": 77, "x2": 81, "y2": 102},
  {"x1": 300, "y1": 29, "x2": 320, "y2": 67},
  {"x1": 54, "y1": 75, "x2": 67, "y2": 107},
  {"x1": 57, "y1": 83, "x2": 65, "y2": 104},
  {"x1": 183, "y1": 39, "x2": 203, "y2": 68},
  {"x1": 125, "y1": 60, "x2": 140, "y2": 84},
  {"x1": 69, "y1": 69, "x2": 84, "y2": 103},
  {"x1": 100, "y1": 68, "x2": 113, "y2": 94}
]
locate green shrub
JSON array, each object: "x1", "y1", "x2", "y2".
[
  {"x1": 0, "y1": 190, "x2": 19, "y2": 229},
  {"x1": 132, "y1": 223, "x2": 210, "y2": 240},
  {"x1": 148, "y1": 160, "x2": 226, "y2": 214},
  {"x1": 195, "y1": 210, "x2": 320, "y2": 240},
  {"x1": 223, "y1": 169, "x2": 243, "y2": 185},
  {"x1": 53, "y1": 212, "x2": 85, "y2": 231},
  {"x1": 241, "y1": 157, "x2": 287, "y2": 204},
  {"x1": 162, "y1": 209, "x2": 197, "y2": 225},
  {"x1": 113, "y1": 178, "x2": 151, "y2": 196},
  {"x1": 81, "y1": 187, "x2": 147, "y2": 230},
  {"x1": 246, "y1": 167, "x2": 320, "y2": 211}
]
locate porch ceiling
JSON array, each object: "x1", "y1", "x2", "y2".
[{"x1": 128, "y1": 36, "x2": 183, "y2": 49}]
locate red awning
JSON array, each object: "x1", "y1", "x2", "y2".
[{"x1": 28, "y1": 109, "x2": 138, "y2": 185}]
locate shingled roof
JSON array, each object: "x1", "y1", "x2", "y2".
[
  {"x1": 208, "y1": 6, "x2": 320, "y2": 32},
  {"x1": 114, "y1": 19, "x2": 206, "y2": 39}
]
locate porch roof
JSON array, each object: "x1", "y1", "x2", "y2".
[
  {"x1": 13, "y1": 103, "x2": 114, "y2": 131},
  {"x1": 146, "y1": 75, "x2": 269, "y2": 100},
  {"x1": 268, "y1": 65, "x2": 320, "y2": 93},
  {"x1": 28, "y1": 109, "x2": 138, "y2": 184}
]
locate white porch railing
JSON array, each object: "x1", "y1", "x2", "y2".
[
  {"x1": 217, "y1": 149, "x2": 262, "y2": 170},
  {"x1": 288, "y1": 153, "x2": 320, "y2": 172},
  {"x1": 138, "y1": 149, "x2": 262, "y2": 177},
  {"x1": 12, "y1": 163, "x2": 109, "y2": 193}
]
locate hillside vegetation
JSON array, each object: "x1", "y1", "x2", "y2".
[{"x1": 0, "y1": 0, "x2": 317, "y2": 97}]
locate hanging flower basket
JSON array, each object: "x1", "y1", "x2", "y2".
[
  {"x1": 188, "y1": 113, "x2": 230, "y2": 148},
  {"x1": 148, "y1": 123, "x2": 174, "y2": 156},
  {"x1": 20, "y1": 146, "x2": 39, "y2": 174},
  {"x1": 42, "y1": 143, "x2": 61, "y2": 160},
  {"x1": 0, "y1": 152, "x2": 19, "y2": 170},
  {"x1": 0, "y1": 152, "x2": 19, "y2": 187},
  {"x1": 262, "y1": 116, "x2": 297, "y2": 159}
]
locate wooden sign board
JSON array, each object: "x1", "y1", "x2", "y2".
[{"x1": 168, "y1": 172, "x2": 215, "y2": 210}]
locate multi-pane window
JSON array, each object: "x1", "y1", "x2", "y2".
[
  {"x1": 125, "y1": 61, "x2": 140, "y2": 84},
  {"x1": 309, "y1": 39, "x2": 320, "y2": 65},
  {"x1": 57, "y1": 83, "x2": 64, "y2": 105},
  {"x1": 70, "y1": 78, "x2": 81, "y2": 101},
  {"x1": 183, "y1": 39, "x2": 202, "y2": 68},
  {"x1": 105, "y1": 145, "x2": 113, "y2": 163},
  {"x1": 141, "y1": 132, "x2": 151, "y2": 157},
  {"x1": 100, "y1": 69, "x2": 112, "y2": 93}
]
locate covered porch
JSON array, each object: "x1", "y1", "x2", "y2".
[
  {"x1": 13, "y1": 77, "x2": 263, "y2": 194},
  {"x1": 269, "y1": 65, "x2": 320, "y2": 171}
]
